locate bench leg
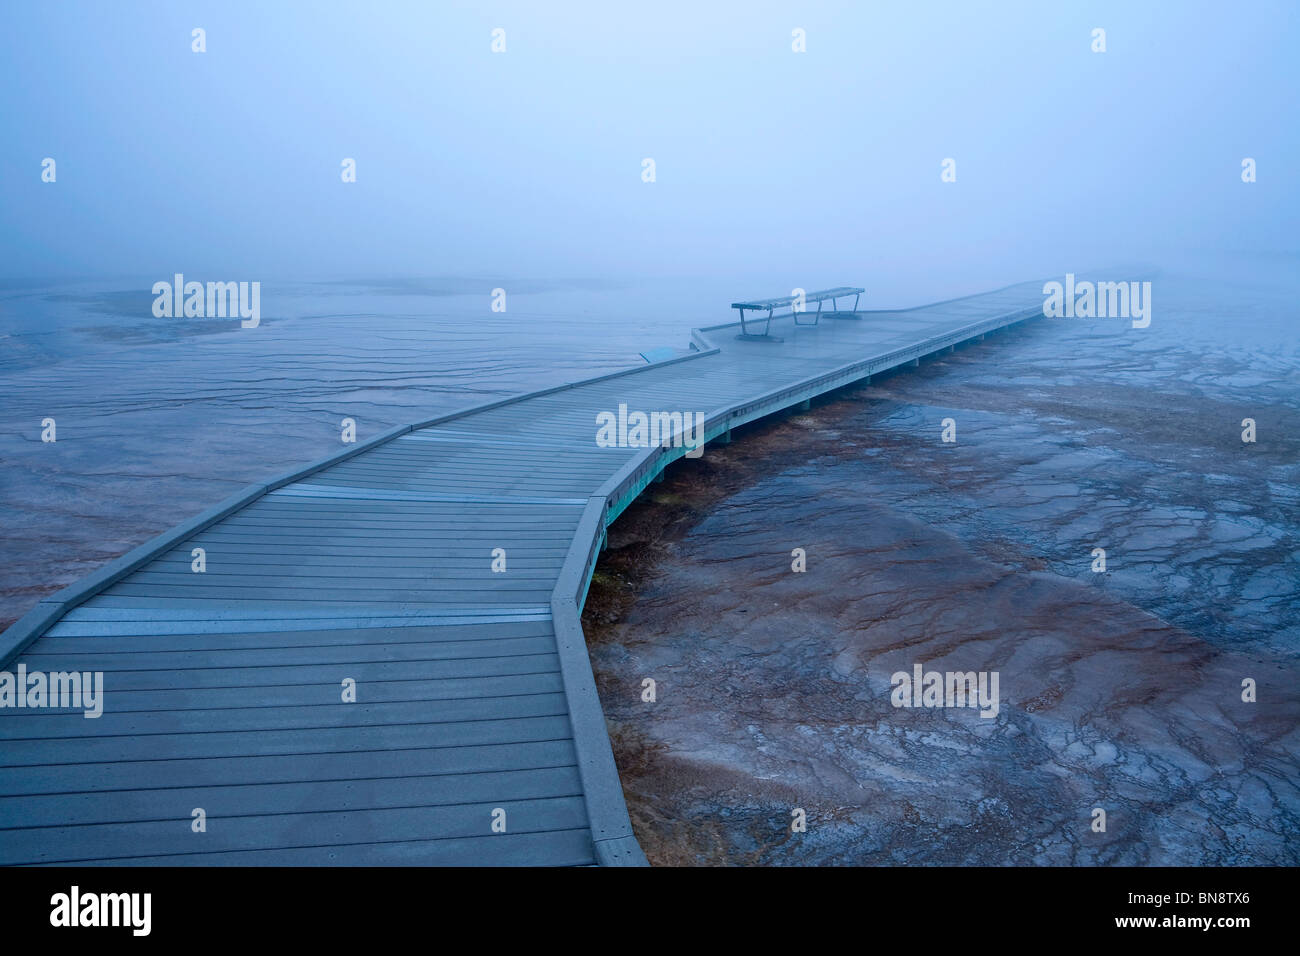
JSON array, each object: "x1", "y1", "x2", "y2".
[
  {"x1": 735, "y1": 306, "x2": 785, "y2": 342},
  {"x1": 830, "y1": 292, "x2": 863, "y2": 320},
  {"x1": 794, "y1": 300, "x2": 822, "y2": 327}
]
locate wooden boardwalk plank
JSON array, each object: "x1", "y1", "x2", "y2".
[
  {"x1": 0, "y1": 739, "x2": 581, "y2": 796},
  {"x1": 77, "y1": 828, "x2": 597, "y2": 867},
  {"x1": 0, "y1": 765, "x2": 584, "y2": 829},
  {"x1": 0, "y1": 795, "x2": 591, "y2": 865}
]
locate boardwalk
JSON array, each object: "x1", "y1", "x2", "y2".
[{"x1": 0, "y1": 280, "x2": 1047, "y2": 865}]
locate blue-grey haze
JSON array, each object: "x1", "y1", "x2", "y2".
[{"x1": 1, "y1": 1, "x2": 1297, "y2": 298}]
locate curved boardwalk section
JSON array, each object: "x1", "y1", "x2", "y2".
[{"x1": 0, "y1": 280, "x2": 1046, "y2": 865}]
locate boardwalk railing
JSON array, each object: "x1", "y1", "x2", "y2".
[{"x1": 550, "y1": 497, "x2": 646, "y2": 865}]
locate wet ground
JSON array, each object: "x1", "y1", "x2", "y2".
[{"x1": 583, "y1": 271, "x2": 1300, "y2": 865}]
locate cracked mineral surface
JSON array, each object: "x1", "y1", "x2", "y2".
[{"x1": 584, "y1": 266, "x2": 1299, "y2": 866}]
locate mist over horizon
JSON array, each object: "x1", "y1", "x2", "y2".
[{"x1": 3, "y1": 0, "x2": 1297, "y2": 297}]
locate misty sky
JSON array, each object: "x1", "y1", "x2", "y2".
[{"x1": 1, "y1": 1, "x2": 1296, "y2": 287}]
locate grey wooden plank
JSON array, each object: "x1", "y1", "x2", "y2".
[
  {"x1": 81, "y1": 599, "x2": 553, "y2": 615},
  {"x1": 192, "y1": 528, "x2": 582, "y2": 543},
  {"x1": 134, "y1": 564, "x2": 561, "y2": 578},
  {"x1": 0, "y1": 795, "x2": 590, "y2": 864},
  {"x1": 0, "y1": 714, "x2": 578, "y2": 767},
  {"x1": 50, "y1": 600, "x2": 554, "y2": 626},
  {"x1": 53, "y1": 611, "x2": 552, "y2": 635},
  {"x1": 271, "y1": 473, "x2": 610, "y2": 490},
  {"x1": 9, "y1": 654, "x2": 562, "y2": 693},
  {"x1": 98, "y1": 585, "x2": 558, "y2": 604},
  {"x1": 113, "y1": 574, "x2": 559, "y2": 590},
  {"x1": 124, "y1": 569, "x2": 560, "y2": 585},
  {"x1": 208, "y1": 513, "x2": 585, "y2": 529},
  {"x1": 253, "y1": 487, "x2": 592, "y2": 503},
  {"x1": 138, "y1": 557, "x2": 566, "y2": 572},
  {"x1": 269, "y1": 485, "x2": 587, "y2": 506},
  {"x1": 318, "y1": 441, "x2": 603, "y2": 457},
  {"x1": 73, "y1": 827, "x2": 597, "y2": 866},
  {"x1": 248, "y1": 488, "x2": 596, "y2": 505},
  {"x1": 340, "y1": 446, "x2": 624, "y2": 464},
  {"x1": 219, "y1": 507, "x2": 587, "y2": 524},
  {"x1": 40, "y1": 620, "x2": 553, "y2": 646},
  {"x1": 289, "y1": 478, "x2": 603, "y2": 495},
  {"x1": 300, "y1": 468, "x2": 607, "y2": 485},
  {"x1": 17, "y1": 635, "x2": 558, "y2": 671},
  {"x1": 135, "y1": 556, "x2": 568, "y2": 571},
  {"x1": 184, "y1": 529, "x2": 579, "y2": 542},
  {"x1": 0, "y1": 739, "x2": 581, "y2": 796},
  {"x1": 230, "y1": 498, "x2": 588, "y2": 516},
  {"x1": 297, "y1": 476, "x2": 605, "y2": 494},
  {"x1": 142, "y1": 540, "x2": 573, "y2": 552},
  {"x1": 0, "y1": 765, "x2": 584, "y2": 829},
  {"x1": 62, "y1": 600, "x2": 552, "y2": 621},
  {"x1": 397, "y1": 432, "x2": 628, "y2": 452},
  {"x1": 311, "y1": 465, "x2": 616, "y2": 483},
  {"x1": 0, "y1": 692, "x2": 572, "y2": 740},
  {"x1": 32, "y1": 672, "x2": 565, "y2": 713}
]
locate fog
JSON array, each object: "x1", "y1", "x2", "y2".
[{"x1": 2, "y1": 1, "x2": 1297, "y2": 300}]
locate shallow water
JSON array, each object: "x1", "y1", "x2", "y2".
[{"x1": 584, "y1": 264, "x2": 1300, "y2": 865}]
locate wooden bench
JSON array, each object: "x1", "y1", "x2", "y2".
[{"x1": 731, "y1": 286, "x2": 865, "y2": 341}]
